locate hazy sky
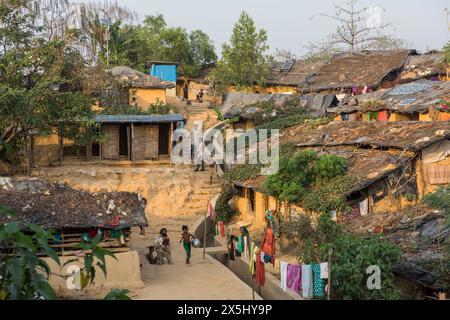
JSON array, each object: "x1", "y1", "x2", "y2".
[{"x1": 83, "y1": 0, "x2": 450, "y2": 56}]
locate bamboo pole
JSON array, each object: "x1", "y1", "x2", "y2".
[
  {"x1": 203, "y1": 202, "x2": 207, "y2": 260},
  {"x1": 328, "y1": 248, "x2": 332, "y2": 300}
]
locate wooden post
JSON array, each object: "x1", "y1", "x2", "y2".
[
  {"x1": 203, "y1": 201, "x2": 208, "y2": 260},
  {"x1": 131, "y1": 122, "x2": 135, "y2": 165},
  {"x1": 168, "y1": 121, "x2": 173, "y2": 161},
  {"x1": 328, "y1": 248, "x2": 332, "y2": 301},
  {"x1": 99, "y1": 124, "x2": 103, "y2": 161},
  {"x1": 58, "y1": 127, "x2": 63, "y2": 164},
  {"x1": 27, "y1": 134, "x2": 32, "y2": 177}
]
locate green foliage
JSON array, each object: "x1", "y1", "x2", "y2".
[
  {"x1": 444, "y1": 41, "x2": 450, "y2": 65},
  {"x1": 263, "y1": 150, "x2": 351, "y2": 211},
  {"x1": 99, "y1": 100, "x2": 179, "y2": 116},
  {"x1": 104, "y1": 288, "x2": 132, "y2": 300},
  {"x1": 423, "y1": 185, "x2": 450, "y2": 230},
  {"x1": 254, "y1": 115, "x2": 306, "y2": 131},
  {"x1": 312, "y1": 155, "x2": 348, "y2": 179},
  {"x1": 0, "y1": 2, "x2": 100, "y2": 162},
  {"x1": 302, "y1": 176, "x2": 356, "y2": 214},
  {"x1": 212, "y1": 11, "x2": 271, "y2": 92},
  {"x1": 107, "y1": 14, "x2": 217, "y2": 77},
  {"x1": 0, "y1": 205, "x2": 115, "y2": 300}
]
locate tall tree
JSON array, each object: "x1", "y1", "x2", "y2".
[
  {"x1": 311, "y1": 0, "x2": 406, "y2": 53},
  {"x1": 212, "y1": 11, "x2": 271, "y2": 91}
]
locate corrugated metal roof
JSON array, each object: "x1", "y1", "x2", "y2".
[{"x1": 94, "y1": 114, "x2": 184, "y2": 123}]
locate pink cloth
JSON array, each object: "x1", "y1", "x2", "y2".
[{"x1": 286, "y1": 264, "x2": 301, "y2": 293}]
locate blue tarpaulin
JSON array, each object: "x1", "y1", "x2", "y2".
[{"x1": 150, "y1": 64, "x2": 177, "y2": 83}]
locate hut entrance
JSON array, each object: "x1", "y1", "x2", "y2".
[
  {"x1": 119, "y1": 124, "x2": 129, "y2": 157},
  {"x1": 158, "y1": 123, "x2": 170, "y2": 156}
]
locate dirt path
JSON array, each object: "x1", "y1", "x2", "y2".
[{"x1": 129, "y1": 214, "x2": 262, "y2": 300}]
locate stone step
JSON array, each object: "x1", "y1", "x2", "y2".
[
  {"x1": 190, "y1": 194, "x2": 213, "y2": 201},
  {"x1": 193, "y1": 188, "x2": 222, "y2": 195}
]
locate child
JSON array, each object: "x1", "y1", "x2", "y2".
[
  {"x1": 146, "y1": 246, "x2": 157, "y2": 264},
  {"x1": 179, "y1": 225, "x2": 195, "y2": 264}
]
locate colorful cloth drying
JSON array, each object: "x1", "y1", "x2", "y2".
[
  {"x1": 255, "y1": 251, "x2": 265, "y2": 287},
  {"x1": 301, "y1": 264, "x2": 314, "y2": 298},
  {"x1": 320, "y1": 262, "x2": 329, "y2": 279},
  {"x1": 312, "y1": 264, "x2": 325, "y2": 298},
  {"x1": 261, "y1": 226, "x2": 276, "y2": 266},
  {"x1": 280, "y1": 261, "x2": 288, "y2": 292},
  {"x1": 286, "y1": 264, "x2": 301, "y2": 293},
  {"x1": 249, "y1": 242, "x2": 255, "y2": 275}
]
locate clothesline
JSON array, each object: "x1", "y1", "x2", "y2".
[{"x1": 215, "y1": 220, "x2": 331, "y2": 300}]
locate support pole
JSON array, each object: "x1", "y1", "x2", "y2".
[
  {"x1": 328, "y1": 248, "x2": 332, "y2": 300},
  {"x1": 203, "y1": 201, "x2": 208, "y2": 259},
  {"x1": 27, "y1": 134, "x2": 32, "y2": 177}
]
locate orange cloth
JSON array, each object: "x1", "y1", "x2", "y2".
[
  {"x1": 261, "y1": 227, "x2": 276, "y2": 257},
  {"x1": 255, "y1": 252, "x2": 265, "y2": 287}
]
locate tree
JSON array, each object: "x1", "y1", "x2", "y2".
[
  {"x1": 311, "y1": 0, "x2": 406, "y2": 54},
  {"x1": 134, "y1": 14, "x2": 216, "y2": 77},
  {"x1": 0, "y1": 0, "x2": 101, "y2": 172},
  {"x1": 444, "y1": 41, "x2": 450, "y2": 66},
  {"x1": 212, "y1": 11, "x2": 271, "y2": 92}
]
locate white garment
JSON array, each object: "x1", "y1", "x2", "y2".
[
  {"x1": 320, "y1": 262, "x2": 329, "y2": 279},
  {"x1": 243, "y1": 236, "x2": 248, "y2": 259},
  {"x1": 280, "y1": 261, "x2": 288, "y2": 292},
  {"x1": 260, "y1": 251, "x2": 265, "y2": 263},
  {"x1": 359, "y1": 198, "x2": 369, "y2": 216}
]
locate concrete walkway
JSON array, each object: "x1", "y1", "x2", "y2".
[{"x1": 129, "y1": 214, "x2": 262, "y2": 300}]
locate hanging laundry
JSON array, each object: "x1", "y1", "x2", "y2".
[
  {"x1": 312, "y1": 264, "x2": 325, "y2": 298},
  {"x1": 255, "y1": 251, "x2": 265, "y2": 287},
  {"x1": 286, "y1": 264, "x2": 301, "y2": 293},
  {"x1": 301, "y1": 264, "x2": 314, "y2": 298},
  {"x1": 359, "y1": 198, "x2": 369, "y2": 216},
  {"x1": 228, "y1": 235, "x2": 236, "y2": 261},
  {"x1": 243, "y1": 236, "x2": 248, "y2": 259},
  {"x1": 377, "y1": 110, "x2": 388, "y2": 122},
  {"x1": 219, "y1": 221, "x2": 225, "y2": 238},
  {"x1": 237, "y1": 236, "x2": 244, "y2": 254},
  {"x1": 261, "y1": 225, "x2": 276, "y2": 266},
  {"x1": 263, "y1": 254, "x2": 273, "y2": 264},
  {"x1": 280, "y1": 261, "x2": 288, "y2": 292},
  {"x1": 249, "y1": 242, "x2": 255, "y2": 275},
  {"x1": 260, "y1": 251, "x2": 265, "y2": 263},
  {"x1": 88, "y1": 228, "x2": 98, "y2": 239},
  {"x1": 320, "y1": 262, "x2": 329, "y2": 279},
  {"x1": 341, "y1": 113, "x2": 349, "y2": 121},
  {"x1": 110, "y1": 229, "x2": 123, "y2": 239}
]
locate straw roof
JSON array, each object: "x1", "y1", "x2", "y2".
[
  {"x1": 0, "y1": 177, "x2": 148, "y2": 230},
  {"x1": 299, "y1": 50, "x2": 414, "y2": 92}
]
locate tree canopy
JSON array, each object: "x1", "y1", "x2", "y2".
[{"x1": 212, "y1": 11, "x2": 272, "y2": 92}]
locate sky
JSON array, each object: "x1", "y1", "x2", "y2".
[{"x1": 80, "y1": 0, "x2": 450, "y2": 56}]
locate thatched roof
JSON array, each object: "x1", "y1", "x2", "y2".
[
  {"x1": 267, "y1": 59, "x2": 328, "y2": 86},
  {"x1": 299, "y1": 50, "x2": 414, "y2": 92},
  {"x1": 220, "y1": 92, "x2": 337, "y2": 120},
  {"x1": 328, "y1": 80, "x2": 449, "y2": 115},
  {"x1": 110, "y1": 66, "x2": 175, "y2": 89},
  {"x1": 286, "y1": 121, "x2": 450, "y2": 151},
  {"x1": 0, "y1": 178, "x2": 148, "y2": 230},
  {"x1": 398, "y1": 51, "x2": 445, "y2": 82},
  {"x1": 235, "y1": 146, "x2": 415, "y2": 196}
]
